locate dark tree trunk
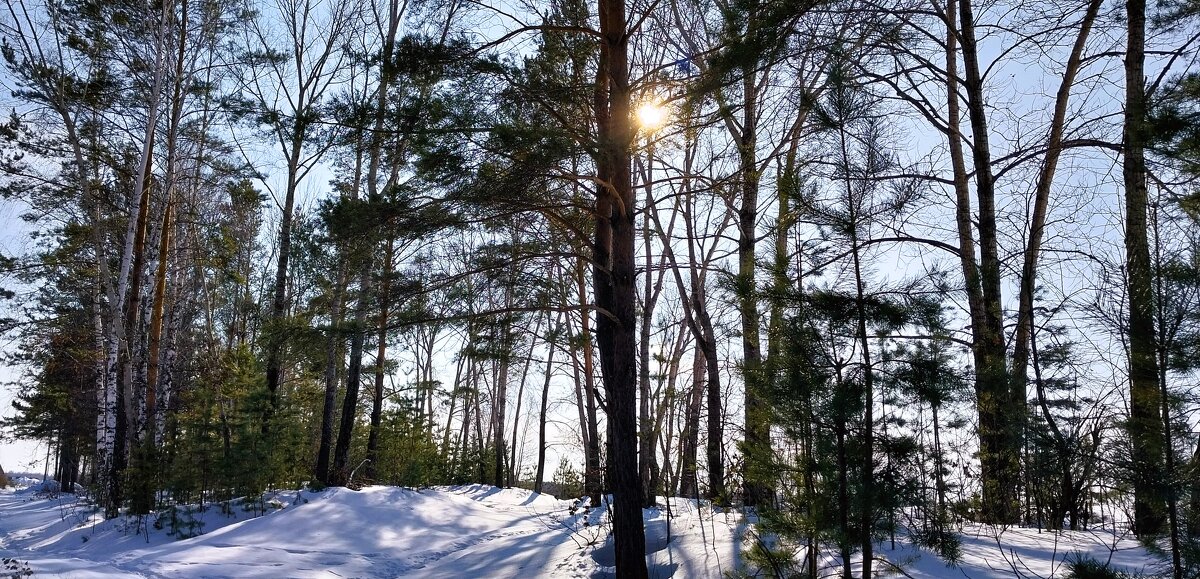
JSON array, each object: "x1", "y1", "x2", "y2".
[
  {"x1": 1187, "y1": 443, "x2": 1200, "y2": 539},
  {"x1": 109, "y1": 128, "x2": 158, "y2": 516},
  {"x1": 593, "y1": 0, "x2": 647, "y2": 573},
  {"x1": 946, "y1": 0, "x2": 1019, "y2": 524},
  {"x1": 576, "y1": 259, "x2": 603, "y2": 503},
  {"x1": 316, "y1": 262, "x2": 349, "y2": 484},
  {"x1": 1123, "y1": 0, "x2": 1166, "y2": 537},
  {"x1": 365, "y1": 236, "x2": 393, "y2": 482},
  {"x1": 835, "y1": 370, "x2": 851, "y2": 579},
  {"x1": 680, "y1": 346, "x2": 704, "y2": 499},
  {"x1": 331, "y1": 258, "x2": 373, "y2": 486},
  {"x1": 508, "y1": 318, "x2": 538, "y2": 488},
  {"x1": 639, "y1": 182, "x2": 660, "y2": 506},
  {"x1": 264, "y1": 140, "x2": 304, "y2": 429},
  {"x1": 850, "y1": 217, "x2": 874, "y2": 579},
  {"x1": 653, "y1": 160, "x2": 724, "y2": 503},
  {"x1": 737, "y1": 59, "x2": 769, "y2": 512},
  {"x1": 700, "y1": 294, "x2": 723, "y2": 501},
  {"x1": 316, "y1": 115, "x2": 365, "y2": 484},
  {"x1": 932, "y1": 405, "x2": 946, "y2": 519},
  {"x1": 145, "y1": 199, "x2": 173, "y2": 441},
  {"x1": 763, "y1": 127, "x2": 801, "y2": 513},
  {"x1": 493, "y1": 322, "x2": 511, "y2": 489},
  {"x1": 534, "y1": 314, "x2": 560, "y2": 494}
]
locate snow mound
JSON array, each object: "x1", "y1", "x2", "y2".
[
  {"x1": 442, "y1": 483, "x2": 564, "y2": 509},
  {"x1": 10, "y1": 476, "x2": 53, "y2": 490}
]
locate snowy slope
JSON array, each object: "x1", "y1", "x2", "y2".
[
  {"x1": 0, "y1": 485, "x2": 743, "y2": 578},
  {"x1": 0, "y1": 484, "x2": 1163, "y2": 578}
]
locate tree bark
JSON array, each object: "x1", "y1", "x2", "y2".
[
  {"x1": 835, "y1": 368, "x2": 852, "y2": 579},
  {"x1": 365, "y1": 235, "x2": 394, "y2": 481},
  {"x1": 845, "y1": 146, "x2": 875, "y2": 579},
  {"x1": 145, "y1": 199, "x2": 172, "y2": 442},
  {"x1": 508, "y1": 312, "x2": 543, "y2": 487},
  {"x1": 945, "y1": 0, "x2": 1019, "y2": 524},
  {"x1": 264, "y1": 137, "x2": 304, "y2": 428},
  {"x1": 331, "y1": 256, "x2": 373, "y2": 486},
  {"x1": 1123, "y1": 0, "x2": 1166, "y2": 537},
  {"x1": 737, "y1": 54, "x2": 770, "y2": 512},
  {"x1": 535, "y1": 313, "x2": 562, "y2": 493},
  {"x1": 492, "y1": 306, "x2": 513, "y2": 488},
  {"x1": 316, "y1": 262, "x2": 348, "y2": 484},
  {"x1": 680, "y1": 346, "x2": 704, "y2": 499},
  {"x1": 638, "y1": 149, "x2": 664, "y2": 506},
  {"x1": 111, "y1": 26, "x2": 166, "y2": 511},
  {"x1": 593, "y1": 0, "x2": 648, "y2": 573},
  {"x1": 575, "y1": 257, "x2": 603, "y2": 503}
]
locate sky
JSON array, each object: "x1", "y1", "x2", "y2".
[{"x1": 0, "y1": 196, "x2": 46, "y2": 474}]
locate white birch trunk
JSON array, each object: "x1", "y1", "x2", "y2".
[{"x1": 94, "y1": 294, "x2": 115, "y2": 483}]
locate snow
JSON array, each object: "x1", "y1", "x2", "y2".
[
  {"x1": 868, "y1": 524, "x2": 1161, "y2": 578},
  {"x1": 0, "y1": 484, "x2": 743, "y2": 578},
  {"x1": 0, "y1": 483, "x2": 1164, "y2": 578}
]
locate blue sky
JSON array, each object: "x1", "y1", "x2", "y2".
[{"x1": 0, "y1": 197, "x2": 44, "y2": 473}]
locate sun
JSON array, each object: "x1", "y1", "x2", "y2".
[{"x1": 635, "y1": 101, "x2": 668, "y2": 132}]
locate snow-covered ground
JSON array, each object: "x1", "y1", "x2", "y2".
[
  {"x1": 869, "y1": 524, "x2": 1161, "y2": 578},
  {"x1": 0, "y1": 484, "x2": 743, "y2": 578},
  {"x1": 0, "y1": 482, "x2": 1164, "y2": 578}
]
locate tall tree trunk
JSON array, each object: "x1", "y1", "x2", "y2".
[
  {"x1": 535, "y1": 313, "x2": 561, "y2": 493},
  {"x1": 257, "y1": 0, "x2": 354, "y2": 436},
  {"x1": 648, "y1": 326, "x2": 684, "y2": 501},
  {"x1": 331, "y1": 259, "x2": 373, "y2": 486},
  {"x1": 1123, "y1": 0, "x2": 1166, "y2": 537},
  {"x1": 699, "y1": 286, "x2": 723, "y2": 501},
  {"x1": 565, "y1": 313, "x2": 589, "y2": 461},
  {"x1": 1152, "y1": 210, "x2": 1183, "y2": 577},
  {"x1": 145, "y1": 0, "x2": 187, "y2": 445},
  {"x1": 333, "y1": 0, "x2": 400, "y2": 483},
  {"x1": 638, "y1": 149, "x2": 662, "y2": 506},
  {"x1": 804, "y1": 393, "x2": 817, "y2": 579},
  {"x1": 493, "y1": 312, "x2": 513, "y2": 488},
  {"x1": 91, "y1": 291, "x2": 108, "y2": 482},
  {"x1": 835, "y1": 368, "x2": 852, "y2": 579},
  {"x1": 145, "y1": 200, "x2": 172, "y2": 442},
  {"x1": 110, "y1": 27, "x2": 167, "y2": 512},
  {"x1": 316, "y1": 264, "x2": 348, "y2": 484},
  {"x1": 576, "y1": 257, "x2": 602, "y2": 502},
  {"x1": 264, "y1": 140, "x2": 304, "y2": 428},
  {"x1": 762, "y1": 126, "x2": 801, "y2": 512},
  {"x1": 1187, "y1": 443, "x2": 1200, "y2": 539},
  {"x1": 366, "y1": 235, "x2": 394, "y2": 481},
  {"x1": 737, "y1": 55, "x2": 770, "y2": 512},
  {"x1": 317, "y1": 91, "x2": 367, "y2": 483},
  {"x1": 945, "y1": 0, "x2": 1018, "y2": 524},
  {"x1": 652, "y1": 185, "x2": 724, "y2": 502},
  {"x1": 473, "y1": 363, "x2": 486, "y2": 480},
  {"x1": 643, "y1": 132, "x2": 729, "y2": 503},
  {"x1": 932, "y1": 404, "x2": 947, "y2": 521},
  {"x1": 847, "y1": 168, "x2": 875, "y2": 579},
  {"x1": 443, "y1": 345, "x2": 467, "y2": 468},
  {"x1": 594, "y1": 0, "x2": 648, "y2": 573},
  {"x1": 508, "y1": 314, "x2": 543, "y2": 487},
  {"x1": 679, "y1": 346, "x2": 703, "y2": 499}
]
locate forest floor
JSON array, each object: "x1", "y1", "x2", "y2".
[{"x1": 0, "y1": 480, "x2": 1163, "y2": 578}]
